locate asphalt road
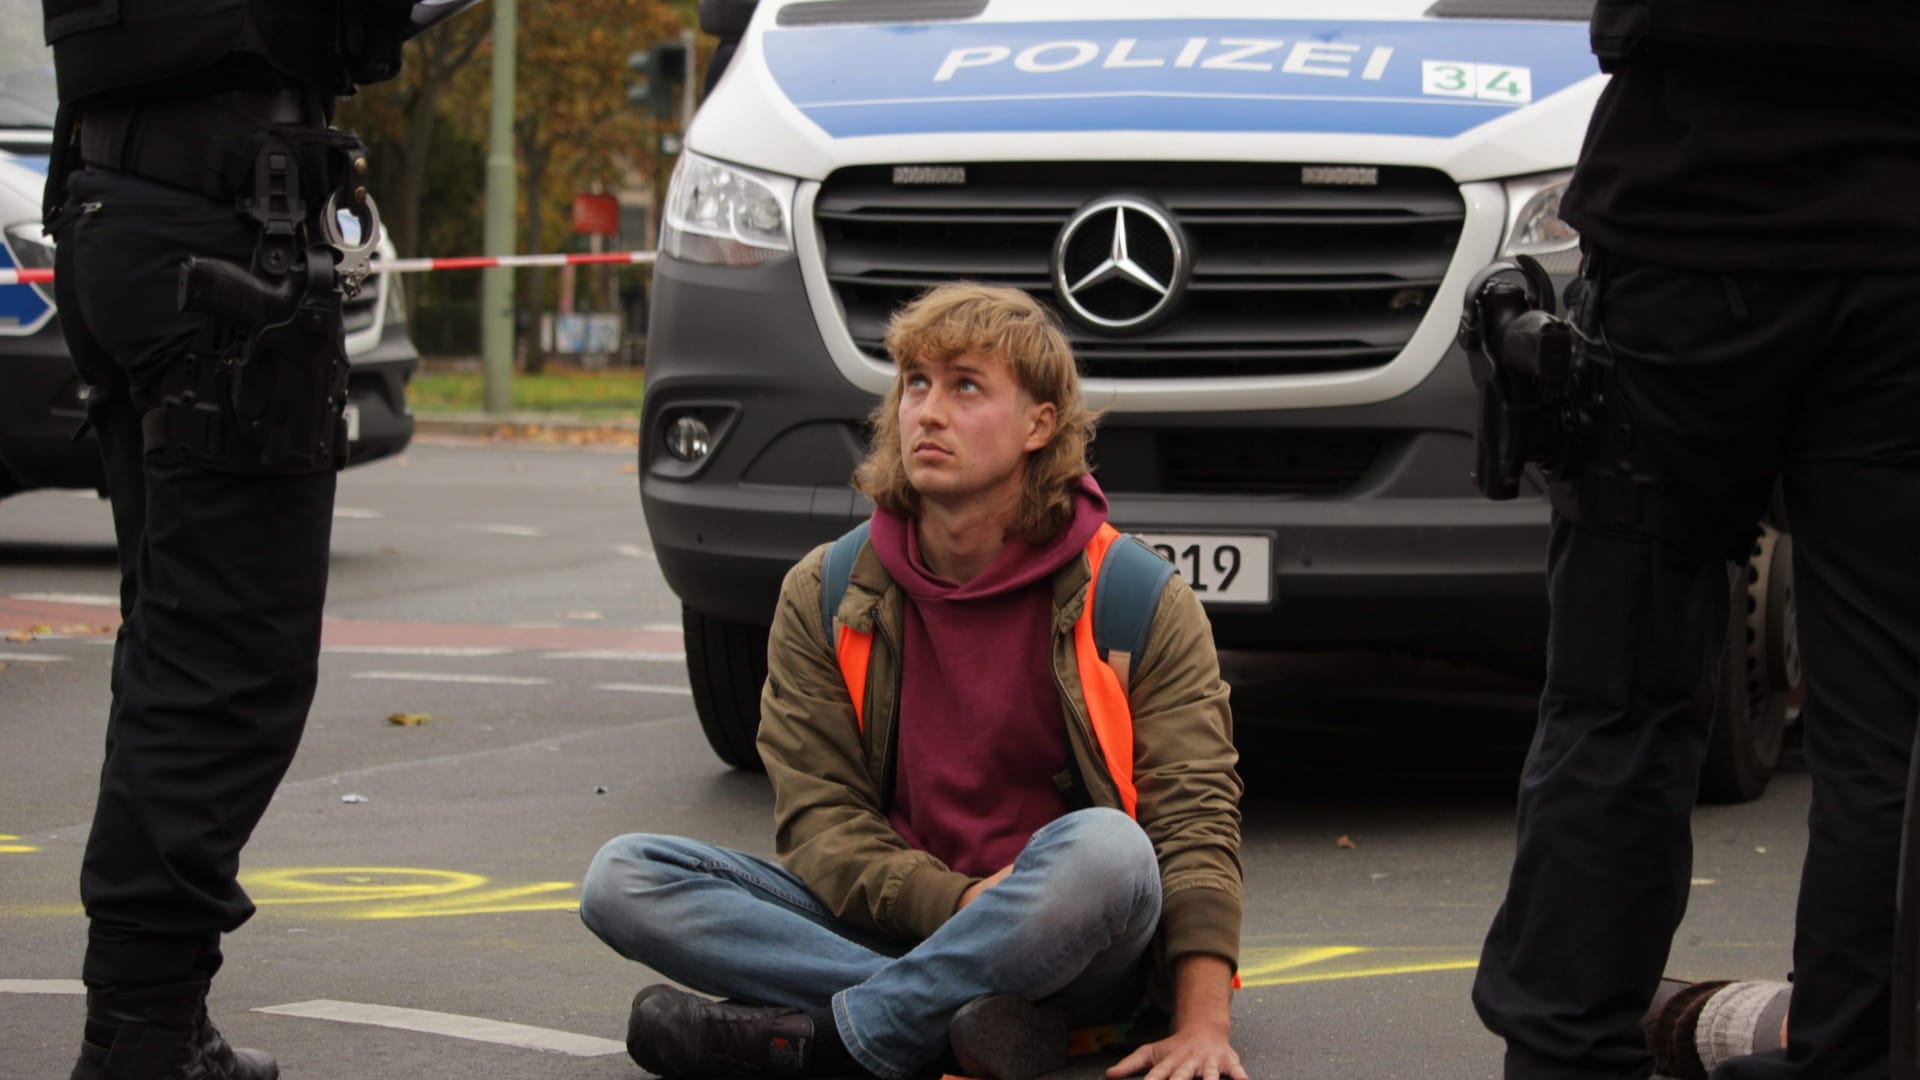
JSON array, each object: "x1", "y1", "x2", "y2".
[{"x1": 1, "y1": 439, "x2": 1811, "y2": 1079}]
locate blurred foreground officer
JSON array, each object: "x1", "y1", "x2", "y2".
[
  {"x1": 41, "y1": 2, "x2": 476, "y2": 1077},
  {"x1": 1469, "y1": 2, "x2": 1920, "y2": 1079}
]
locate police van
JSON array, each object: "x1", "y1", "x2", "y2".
[
  {"x1": 640, "y1": 0, "x2": 1799, "y2": 800},
  {"x1": 0, "y1": 8, "x2": 418, "y2": 504}
]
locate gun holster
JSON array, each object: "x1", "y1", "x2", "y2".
[
  {"x1": 1456, "y1": 253, "x2": 1593, "y2": 500},
  {"x1": 168, "y1": 127, "x2": 370, "y2": 473}
]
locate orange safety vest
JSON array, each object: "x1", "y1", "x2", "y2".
[{"x1": 833, "y1": 522, "x2": 1140, "y2": 818}]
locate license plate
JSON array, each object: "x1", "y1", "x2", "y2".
[
  {"x1": 342, "y1": 402, "x2": 361, "y2": 443},
  {"x1": 1132, "y1": 533, "x2": 1273, "y2": 606}
]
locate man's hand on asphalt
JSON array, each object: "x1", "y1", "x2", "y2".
[
  {"x1": 1105, "y1": 1022, "x2": 1248, "y2": 1080},
  {"x1": 956, "y1": 863, "x2": 1014, "y2": 910},
  {"x1": 1107, "y1": 953, "x2": 1247, "y2": 1080}
]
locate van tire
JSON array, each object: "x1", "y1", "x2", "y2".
[
  {"x1": 683, "y1": 605, "x2": 769, "y2": 771},
  {"x1": 1700, "y1": 527, "x2": 1797, "y2": 804}
]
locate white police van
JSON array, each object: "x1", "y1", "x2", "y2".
[{"x1": 641, "y1": 0, "x2": 1799, "y2": 800}]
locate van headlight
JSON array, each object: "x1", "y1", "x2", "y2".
[
  {"x1": 3, "y1": 221, "x2": 56, "y2": 304},
  {"x1": 660, "y1": 151, "x2": 794, "y2": 267},
  {"x1": 1501, "y1": 171, "x2": 1580, "y2": 276}
]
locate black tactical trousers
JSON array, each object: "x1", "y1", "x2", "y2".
[
  {"x1": 52, "y1": 166, "x2": 337, "y2": 988},
  {"x1": 1472, "y1": 254, "x2": 1920, "y2": 1080}
]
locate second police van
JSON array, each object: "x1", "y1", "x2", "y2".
[{"x1": 639, "y1": 0, "x2": 1800, "y2": 800}]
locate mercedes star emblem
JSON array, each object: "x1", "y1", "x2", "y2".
[{"x1": 1052, "y1": 196, "x2": 1188, "y2": 332}]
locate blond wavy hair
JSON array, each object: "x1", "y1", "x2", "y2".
[{"x1": 852, "y1": 282, "x2": 1098, "y2": 542}]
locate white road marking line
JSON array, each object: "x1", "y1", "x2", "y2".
[
  {"x1": 614, "y1": 543, "x2": 656, "y2": 560},
  {"x1": 543, "y1": 650, "x2": 684, "y2": 662},
  {"x1": 10, "y1": 592, "x2": 117, "y2": 606},
  {"x1": 0, "y1": 979, "x2": 87, "y2": 994},
  {"x1": 351, "y1": 671, "x2": 551, "y2": 686},
  {"x1": 325, "y1": 646, "x2": 513, "y2": 657},
  {"x1": 0, "y1": 652, "x2": 69, "y2": 663},
  {"x1": 333, "y1": 506, "x2": 383, "y2": 520},
  {"x1": 595, "y1": 683, "x2": 692, "y2": 696},
  {"x1": 458, "y1": 523, "x2": 547, "y2": 538},
  {"x1": 253, "y1": 999, "x2": 624, "y2": 1057},
  {"x1": 277, "y1": 717, "x2": 688, "y2": 795}
]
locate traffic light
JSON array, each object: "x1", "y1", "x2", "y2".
[{"x1": 627, "y1": 41, "x2": 688, "y2": 121}]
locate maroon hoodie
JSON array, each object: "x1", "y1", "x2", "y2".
[{"x1": 868, "y1": 476, "x2": 1110, "y2": 878}]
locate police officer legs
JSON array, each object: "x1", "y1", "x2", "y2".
[
  {"x1": 40, "y1": 1, "x2": 466, "y2": 1075},
  {"x1": 51, "y1": 155, "x2": 338, "y2": 1079},
  {"x1": 1471, "y1": 254, "x2": 1920, "y2": 1079},
  {"x1": 43, "y1": 12, "x2": 354, "y2": 1080}
]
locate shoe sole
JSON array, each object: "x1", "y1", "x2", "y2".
[{"x1": 949, "y1": 994, "x2": 1070, "y2": 1080}]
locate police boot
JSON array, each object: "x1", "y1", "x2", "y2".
[{"x1": 69, "y1": 979, "x2": 278, "y2": 1080}]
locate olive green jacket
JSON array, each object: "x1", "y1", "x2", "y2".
[{"x1": 756, "y1": 534, "x2": 1245, "y2": 996}]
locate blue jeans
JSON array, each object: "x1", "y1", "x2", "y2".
[{"x1": 579, "y1": 807, "x2": 1162, "y2": 1079}]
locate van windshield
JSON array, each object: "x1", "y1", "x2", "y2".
[{"x1": 0, "y1": 0, "x2": 56, "y2": 129}]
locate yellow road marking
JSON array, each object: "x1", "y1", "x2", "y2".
[
  {"x1": 1236, "y1": 946, "x2": 1366, "y2": 980},
  {"x1": 0, "y1": 845, "x2": 38, "y2": 854},
  {"x1": 0, "y1": 867, "x2": 583, "y2": 921},
  {"x1": 356, "y1": 882, "x2": 578, "y2": 920},
  {"x1": 236, "y1": 867, "x2": 579, "y2": 920},
  {"x1": 1237, "y1": 946, "x2": 1479, "y2": 988},
  {"x1": 244, "y1": 867, "x2": 490, "y2": 906},
  {"x1": 2, "y1": 865, "x2": 1486, "y2": 989}
]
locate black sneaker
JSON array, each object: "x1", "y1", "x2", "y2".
[
  {"x1": 626, "y1": 984, "x2": 817, "y2": 1077},
  {"x1": 948, "y1": 994, "x2": 1070, "y2": 1080}
]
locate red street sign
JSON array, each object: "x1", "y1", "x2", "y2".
[{"x1": 572, "y1": 193, "x2": 620, "y2": 236}]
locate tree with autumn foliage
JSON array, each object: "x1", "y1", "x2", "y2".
[{"x1": 337, "y1": 0, "x2": 696, "y2": 355}]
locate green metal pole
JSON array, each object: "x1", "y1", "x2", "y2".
[{"x1": 480, "y1": 0, "x2": 517, "y2": 414}]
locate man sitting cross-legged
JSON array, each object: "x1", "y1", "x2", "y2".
[{"x1": 579, "y1": 282, "x2": 1247, "y2": 1080}]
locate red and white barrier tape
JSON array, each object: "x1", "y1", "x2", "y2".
[{"x1": 0, "y1": 249, "x2": 658, "y2": 286}]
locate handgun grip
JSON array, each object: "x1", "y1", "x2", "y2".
[{"x1": 178, "y1": 255, "x2": 300, "y2": 327}]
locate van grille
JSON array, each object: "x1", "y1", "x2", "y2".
[
  {"x1": 1095, "y1": 427, "x2": 1392, "y2": 496},
  {"x1": 815, "y1": 162, "x2": 1465, "y2": 379}
]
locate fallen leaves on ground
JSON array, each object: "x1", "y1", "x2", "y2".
[
  {"x1": 387, "y1": 712, "x2": 432, "y2": 727},
  {"x1": 1336, "y1": 835, "x2": 1357, "y2": 850},
  {"x1": 4, "y1": 631, "x2": 33, "y2": 643}
]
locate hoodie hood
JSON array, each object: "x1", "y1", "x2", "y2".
[{"x1": 870, "y1": 474, "x2": 1110, "y2": 600}]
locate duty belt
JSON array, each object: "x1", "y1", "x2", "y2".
[{"x1": 77, "y1": 89, "x2": 322, "y2": 203}]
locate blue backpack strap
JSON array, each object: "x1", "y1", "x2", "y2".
[
  {"x1": 820, "y1": 519, "x2": 872, "y2": 641},
  {"x1": 1093, "y1": 534, "x2": 1177, "y2": 691}
]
